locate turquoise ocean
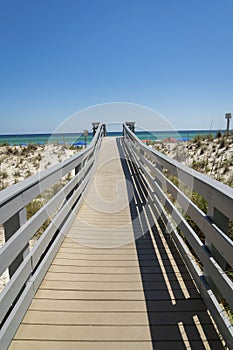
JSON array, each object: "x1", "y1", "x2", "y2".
[{"x1": 0, "y1": 130, "x2": 225, "y2": 146}]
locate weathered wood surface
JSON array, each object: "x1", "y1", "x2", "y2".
[{"x1": 9, "y1": 137, "x2": 224, "y2": 350}]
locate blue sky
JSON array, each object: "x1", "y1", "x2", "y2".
[{"x1": 0, "y1": 0, "x2": 233, "y2": 133}]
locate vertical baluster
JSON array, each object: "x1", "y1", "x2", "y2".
[
  {"x1": 4, "y1": 207, "x2": 29, "y2": 277},
  {"x1": 206, "y1": 204, "x2": 228, "y2": 270}
]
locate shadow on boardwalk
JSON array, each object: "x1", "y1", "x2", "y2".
[{"x1": 117, "y1": 137, "x2": 224, "y2": 350}]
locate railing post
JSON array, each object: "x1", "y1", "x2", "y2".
[
  {"x1": 75, "y1": 163, "x2": 81, "y2": 176},
  {"x1": 206, "y1": 204, "x2": 228, "y2": 270},
  {"x1": 4, "y1": 207, "x2": 29, "y2": 277},
  {"x1": 125, "y1": 122, "x2": 135, "y2": 133},
  {"x1": 103, "y1": 124, "x2": 107, "y2": 136},
  {"x1": 204, "y1": 203, "x2": 229, "y2": 298},
  {"x1": 92, "y1": 122, "x2": 100, "y2": 137}
]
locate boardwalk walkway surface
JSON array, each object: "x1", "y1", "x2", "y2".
[{"x1": 9, "y1": 137, "x2": 224, "y2": 350}]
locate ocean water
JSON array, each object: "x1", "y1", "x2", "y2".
[{"x1": 0, "y1": 129, "x2": 225, "y2": 146}]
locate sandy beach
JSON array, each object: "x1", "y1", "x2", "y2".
[
  {"x1": 152, "y1": 133, "x2": 233, "y2": 186},
  {"x1": 0, "y1": 143, "x2": 78, "y2": 189}
]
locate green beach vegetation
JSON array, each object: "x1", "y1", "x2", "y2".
[
  {"x1": 152, "y1": 131, "x2": 233, "y2": 187},
  {"x1": 0, "y1": 143, "x2": 80, "y2": 190}
]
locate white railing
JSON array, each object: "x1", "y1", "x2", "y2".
[
  {"x1": 123, "y1": 123, "x2": 233, "y2": 349},
  {"x1": 0, "y1": 124, "x2": 105, "y2": 350}
]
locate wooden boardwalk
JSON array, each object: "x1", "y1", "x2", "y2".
[{"x1": 9, "y1": 137, "x2": 224, "y2": 350}]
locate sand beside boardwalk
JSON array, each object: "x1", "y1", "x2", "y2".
[
  {"x1": 0, "y1": 143, "x2": 79, "y2": 189},
  {"x1": 152, "y1": 133, "x2": 233, "y2": 186}
]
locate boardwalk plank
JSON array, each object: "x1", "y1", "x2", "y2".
[
  {"x1": 44, "y1": 271, "x2": 192, "y2": 282},
  {"x1": 40, "y1": 279, "x2": 198, "y2": 291},
  {"x1": 10, "y1": 341, "x2": 154, "y2": 350},
  {"x1": 14, "y1": 324, "x2": 220, "y2": 341},
  {"x1": 29, "y1": 298, "x2": 207, "y2": 312},
  {"x1": 22, "y1": 310, "x2": 213, "y2": 326}
]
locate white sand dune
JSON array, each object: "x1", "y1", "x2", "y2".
[{"x1": 152, "y1": 134, "x2": 233, "y2": 186}]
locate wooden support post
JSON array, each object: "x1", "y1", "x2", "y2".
[
  {"x1": 92, "y1": 122, "x2": 100, "y2": 137},
  {"x1": 205, "y1": 204, "x2": 229, "y2": 297},
  {"x1": 103, "y1": 124, "x2": 106, "y2": 136},
  {"x1": 4, "y1": 207, "x2": 29, "y2": 277},
  {"x1": 125, "y1": 122, "x2": 135, "y2": 133},
  {"x1": 206, "y1": 205, "x2": 228, "y2": 270},
  {"x1": 75, "y1": 163, "x2": 81, "y2": 176},
  {"x1": 155, "y1": 162, "x2": 164, "y2": 189}
]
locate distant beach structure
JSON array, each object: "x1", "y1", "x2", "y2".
[
  {"x1": 0, "y1": 129, "x2": 225, "y2": 146},
  {"x1": 163, "y1": 137, "x2": 177, "y2": 143}
]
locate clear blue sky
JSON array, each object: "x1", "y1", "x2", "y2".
[{"x1": 0, "y1": 0, "x2": 233, "y2": 133}]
